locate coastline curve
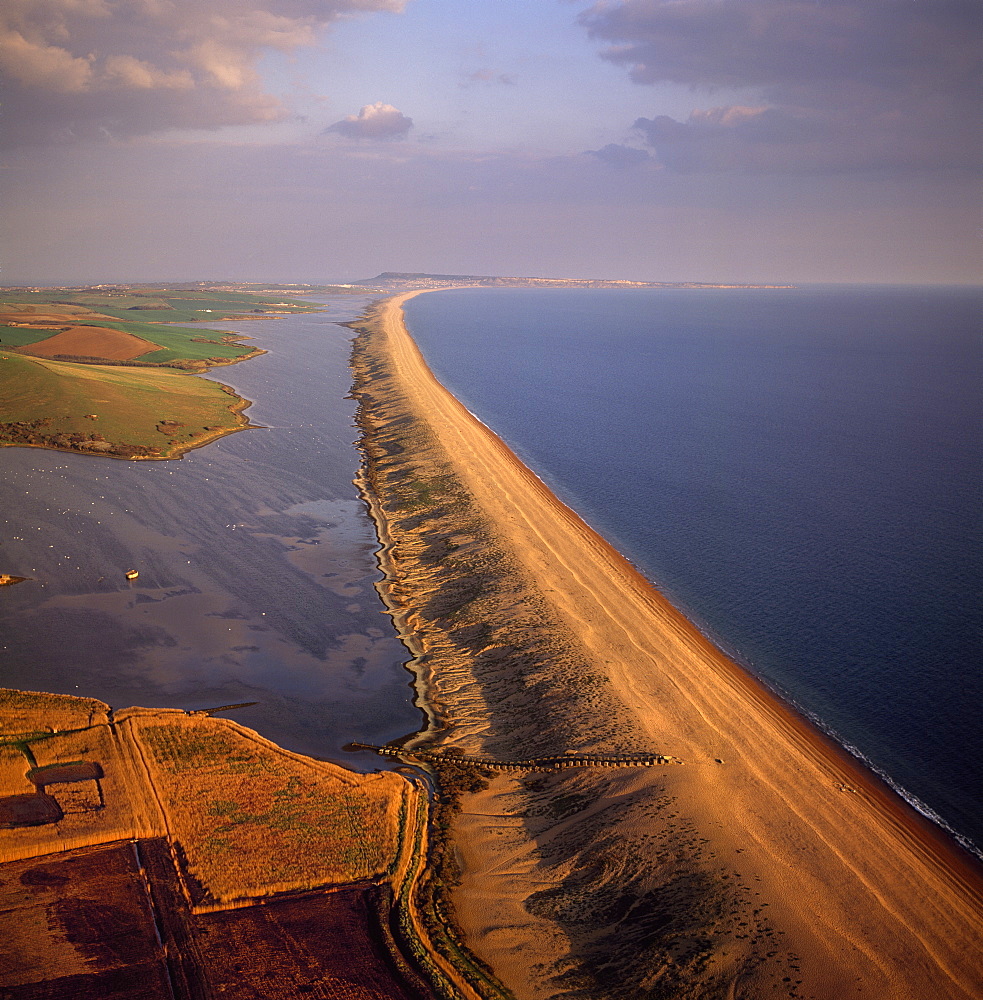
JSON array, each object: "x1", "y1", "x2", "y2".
[{"x1": 350, "y1": 289, "x2": 983, "y2": 1000}]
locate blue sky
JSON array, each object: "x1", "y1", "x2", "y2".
[
  {"x1": 268, "y1": 0, "x2": 735, "y2": 152},
  {"x1": 1, "y1": 0, "x2": 979, "y2": 285}
]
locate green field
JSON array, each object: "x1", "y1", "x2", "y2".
[
  {"x1": 0, "y1": 283, "x2": 332, "y2": 458},
  {"x1": 0, "y1": 286, "x2": 324, "y2": 325},
  {"x1": 0, "y1": 325, "x2": 59, "y2": 348},
  {"x1": 93, "y1": 317, "x2": 258, "y2": 364},
  {"x1": 0, "y1": 352, "x2": 252, "y2": 459},
  {"x1": 0, "y1": 287, "x2": 326, "y2": 363},
  {"x1": 0, "y1": 317, "x2": 256, "y2": 364}
]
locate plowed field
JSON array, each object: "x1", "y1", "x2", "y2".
[
  {"x1": 195, "y1": 886, "x2": 428, "y2": 999},
  {"x1": 0, "y1": 843, "x2": 432, "y2": 1000},
  {"x1": 17, "y1": 326, "x2": 160, "y2": 360},
  {"x1": 0, "y1": 844, "x2": 173, "y2": 999}
]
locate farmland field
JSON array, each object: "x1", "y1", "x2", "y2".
[
  {"x1": 136, "y1": 717, "x2": 408, "y2": 903},
  {"x1": 0, "y1": 843, "x2": 428, "y2": 1000},
  {"x1": 0, "y1": 352, "x2": 252, "y2": 459},
  {"x1": 0, "y1": 283, "x2": 331, "y2": 459},
  {"x1": 17, "y1": 325, "x2": 161, "y2": 360}
]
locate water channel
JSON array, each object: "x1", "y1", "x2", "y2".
[{"x1": 0, "y1": 294, "x2": 421, "y2": 765}]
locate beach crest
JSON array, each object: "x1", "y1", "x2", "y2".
[{"x1": 351, "y1": 290, "x2": 983, "y2": 1000}]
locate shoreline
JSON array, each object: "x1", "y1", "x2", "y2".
[
  {"x1": 0, "y1": 284, "x2": 290, "y2": 462},
  {"x1": 0, "y1": 375, "x2": 256, "y2": 462},
  {"x1": 405, "y1": 359, "x2": 981, "y2": 859},
  {"x1": 0, "y1": 688, "x2": 442, "y2": 998},
  {"x1": 351, "y1": 290, "x2": 983, "y2": 999}
]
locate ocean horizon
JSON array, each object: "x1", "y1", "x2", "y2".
[{"x1": 402, "y1": 284, "x2": 983, "y2": 855}]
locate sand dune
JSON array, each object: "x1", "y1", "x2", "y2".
[{"x1": 353, "y1": 290, "x2": 983, "y2": 1000}]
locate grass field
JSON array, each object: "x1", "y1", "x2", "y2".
[
  {"x1": 0, "y1": 283, "x2": 314, "y2": 459},
  {"x1": 0, "y1": 286, "x2": 323, "y2": 325},
  {"x1": 133, "y1": 716, "x2": 409, "y2": 903},
  {"x1": 0, "y1": 297, "x2": 267, "y2": 364},
  {"x1": 0, "y1": 352, "x2": 251, "y2": 459},
  {"x1": 0, "y1": 688, "x2": 110, "y2": 735},
  {"x1": 0, "y1": 691, "x2": 417, "y2": 909},
  {"x1": 0, "y1": 316, "x2": 254, "y2": 364},
  {"x1": 0, "y1": 324, "x2": 71, "y2": 348},
  {"x1": 109, "y1": 317, "x2": 256, "y2": 363}
]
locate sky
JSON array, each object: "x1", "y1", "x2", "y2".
[{"x1": 1, "y1": 0, "x2": 980, "y2": 285}]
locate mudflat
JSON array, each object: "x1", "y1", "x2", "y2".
[{"x1": 351, "y1": 291, "x2": 983, "y2": 999}]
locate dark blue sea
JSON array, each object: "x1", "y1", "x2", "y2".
[{"x1": 403, "y1": 286, "x2": 983, "y2": 855}]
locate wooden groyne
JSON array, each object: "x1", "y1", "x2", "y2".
[{"x1": 347, "y1": 743, "x2": 682, "y2": 772}]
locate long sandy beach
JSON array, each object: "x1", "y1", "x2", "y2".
[{"x1": 352, "y1": 290, "x2": 983, "y2": 999}]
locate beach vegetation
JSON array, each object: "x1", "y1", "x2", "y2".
[{"x1": 138, "y1": 720, "x2": 401, "y2": 901}]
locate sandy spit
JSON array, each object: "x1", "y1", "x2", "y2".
[{"x1": 351, "y1": 290, "x2": 982, "y2": 1000}]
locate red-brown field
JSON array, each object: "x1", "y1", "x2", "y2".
[
  {"x1": 0, "y1": 843, "x2": 173, "y2": 999},
  {"x1": 194, "y1": 886, "x2": 430, "y2": 999},
  {"x1": 16, "y1": 325, "x2": 161, "y2": 360},
  {"x1": 0, "y1": 693, "x2": 438, "y2": 999},
  {"x1": 0, "y1": 840, "x2": 432, "y2": 1000}
]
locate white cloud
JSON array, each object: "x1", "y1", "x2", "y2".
[
  {"x1": 103, "y1": 55, "x2": 194, "y2": 90},
  {"x1": 0, "y1": 27, "x2": 94, "y2": 91},
  {"x1": 326, "y1": 102, "x2": 414, "y2": 140}
]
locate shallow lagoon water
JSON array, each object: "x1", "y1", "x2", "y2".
[{"x1": 0, "y1": 295, "x2": 421, "y2": 764}]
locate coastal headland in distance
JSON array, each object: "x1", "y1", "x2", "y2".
[
  {"x1": 348, "y1": 285, "x2": 983, "y2": 998},
  {"x1": 2, "y1": 274, "x2": 980, "y2": 999}
]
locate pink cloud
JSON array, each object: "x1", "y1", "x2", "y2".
[{"x1": 1, "y1": 0, "x2": 407, "y2": 144}]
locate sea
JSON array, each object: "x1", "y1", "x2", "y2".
[{"x1": 402, "y1": 285, "x2": 983, "y2": 856}]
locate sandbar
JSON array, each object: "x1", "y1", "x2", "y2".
[{"x1": 351, "y1": 290, "x2": 983, "y2": 999}]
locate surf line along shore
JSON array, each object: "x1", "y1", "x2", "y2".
[{"x1": 349, "y1": 290, "x2": 982, "y2": 1000}]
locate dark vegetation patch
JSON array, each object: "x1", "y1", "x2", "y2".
[
  {"x1": 0, "y1": 418, "x2": 156, "y2": 457},
  {"x1": 0, "y1": 792, "x2": 63, "y2": 828},
  {"x1": 193, "y1": 885, "x2": 431, "y2": 1000},
  {"x1": 0, "y1": 841, "x2": 431, "y2": 1000},
  {"x1": 0, "y1": 844, "x2": 172, "y2": 998}
]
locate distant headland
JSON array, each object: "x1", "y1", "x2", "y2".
[{"x1": 354, "y1": 271, "x2": 795, "y2": 291}]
